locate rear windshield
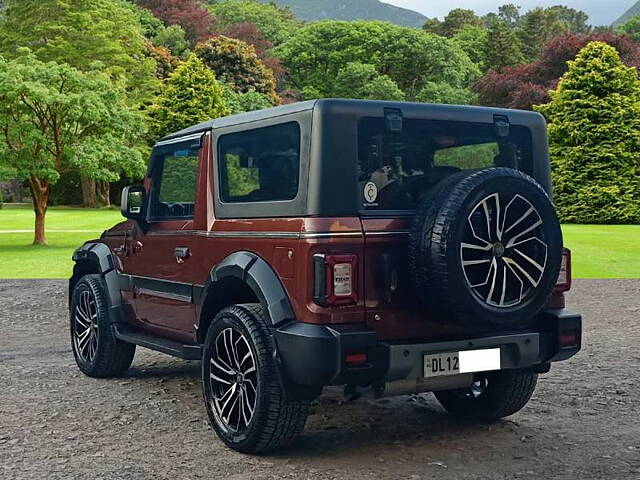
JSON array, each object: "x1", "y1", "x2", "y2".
[{"x1": 357, "y1": 117, "x2": 533, "y2": 212}]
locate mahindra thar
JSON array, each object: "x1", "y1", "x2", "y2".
[{"x1": 69, "y1": 99, "x2": 581, "y2": 453}]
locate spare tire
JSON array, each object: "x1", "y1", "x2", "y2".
[{"x1": 408, "y1": 167, "x2": 562, "y2": 329}]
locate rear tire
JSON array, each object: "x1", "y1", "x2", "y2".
[
  {"x1": 70, "y1": 274, "x2": 135, "y2": 378},
  {"x1": 434, "y1": 369, "x2": 537, "y2": 420},
  {"x1": 202, "y1": 304, "x2": 310, "y2": 453}
]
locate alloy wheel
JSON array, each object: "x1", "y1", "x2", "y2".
[
  {"x1": 460, "y1": 193, "x2": 548, "y2": 308},
  {"x1": 209, "y1": 328, "x2": 258, "y2": 433},
  {"x1": 73, "y1": 290, "x2": 99, "y2": 363}
]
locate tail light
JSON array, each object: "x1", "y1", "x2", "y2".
[
  {"x1": 555, "y1": 248, "x2": 572, "y2": 292},
  {"x1": 313, "y1": 253, "x2": 358, "y2": 306}
]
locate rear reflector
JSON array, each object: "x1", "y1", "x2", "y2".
[
  {"x1": 559, "y1": 330, "x2": 579, "y2": 348},
  {"x1": 345, "y1": 353, "x2": 368, "y2": 365},
  {"x1": 555, "y1": 248, "x2": 572, "y2": 292}
]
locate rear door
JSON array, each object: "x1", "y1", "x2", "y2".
[{"x1": 357, "y1": 115, "x2": 534, "y2": 341}]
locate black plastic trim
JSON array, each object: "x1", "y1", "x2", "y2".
[
  {"x1": 202, "y1": 251, "x2": 295, "y2": 327},
  {"x1": 274, "y1": 311, "x2": 581, "y2": 388},
  {"x1": 113, "y1": 324, "x2": 202, "y2": 360},
  {"x1": 70, "y1": 243, "x2": 123, "y2": 325}
]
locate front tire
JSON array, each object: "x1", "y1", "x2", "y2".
[
  {"x1": 70, "y1": 274, "x2": 135, "y2": 377},
  {"x1": 202, "y1": 304, "x2": 309, "y2": 453},
  {"x1": 434, "y1": 369, "x2": 537, "y2": 421}
]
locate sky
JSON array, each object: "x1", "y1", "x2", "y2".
[{"x1": 384, "y1": 0, "x2": 636, "y2": 26}]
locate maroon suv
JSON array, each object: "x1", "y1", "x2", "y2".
[{"x1": 69, "y1": 99, "x2": 581, "y2": 453}]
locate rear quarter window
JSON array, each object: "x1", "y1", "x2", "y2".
[{"x1": 218, "y1": 122, "x2": 301, "y2": 203}]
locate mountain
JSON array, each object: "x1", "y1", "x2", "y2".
[
  {"x1": 613, "y1": 1, "x2": 640, "y2": 25},
  {"x1": 263, "y1": 0, "x2": 427, "y2": 28}
]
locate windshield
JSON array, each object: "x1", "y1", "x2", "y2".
[{"x1": 357, "y1": 117, "x2": 533, "y2": 212}]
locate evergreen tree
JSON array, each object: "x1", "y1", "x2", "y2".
[
  {"x1": 517, "y1": 7, "x2": 567, "y2": 61},
  {"x1": 149, "y1": 55, "x2": 229, "y2": 139},
  {"x1": 535, "y1": 42, "x2": 640, "y2": 224},
  {"x1": 485, "y1": 20, "x2": 525, "y2": 72}
]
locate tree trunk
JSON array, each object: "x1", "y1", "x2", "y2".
[
  {"x1": 81, "y1": 177, "x2": 97, "y2": 207},
  {"x1": 96, "y1": 181, "x2": 110, "y2": 207},
  {"x1": 28, "y1": 176, "x2": 50, "y2": 246}
]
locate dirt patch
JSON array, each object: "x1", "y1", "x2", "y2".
[{"x1": 1, "y1": 279, "x2": 639, "y2": 479}]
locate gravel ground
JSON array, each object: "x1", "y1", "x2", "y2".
[{"x1": 1, "y1": 279, "x2": 639, "y2": 480}]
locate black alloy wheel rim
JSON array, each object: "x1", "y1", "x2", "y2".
[
  {"x1": 73, "y1": 290, "x2": 99, "y2": 363},
  {"x1": 209, "y1": 327, "x2": 258, "y2": 433},
  {"x1": 460, "y1": 192, "x2": 548, "y2": 308}
]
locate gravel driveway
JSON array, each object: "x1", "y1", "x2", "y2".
[{"x1": 1, "y1": 279, "x2": 639, "y2": 480}]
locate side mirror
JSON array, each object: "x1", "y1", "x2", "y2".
[{"x1": 121, "y1": 186, "x2": 146, "y2": 221}]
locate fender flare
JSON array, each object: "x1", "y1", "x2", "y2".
[
  {"x1": 200, "y1": 251, "x2": 295, "y2": 327},
  {"x1": 71, "y1": 242, "x2": 123, "y2": 324}
]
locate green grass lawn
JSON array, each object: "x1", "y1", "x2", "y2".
[
  {"x1": 0, "y1": 205, "x2": 122, "y2": 279},
  {"x1": 0, "y1": 205, "x2": 638, "y2": 279}
]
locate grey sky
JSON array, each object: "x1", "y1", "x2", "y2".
[{"x1": 383, "y1": 1, "x2": 635, "y2": 25}]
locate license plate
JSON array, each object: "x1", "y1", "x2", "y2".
[{"x1": 423, "y1": 348, "x2": 501, "y2": 377}]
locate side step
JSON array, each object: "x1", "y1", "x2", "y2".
[{"x1": 113, "y1": 324, "x2": 202, "y2": 360}]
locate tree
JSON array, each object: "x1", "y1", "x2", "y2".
[
  {"x1": 517, "y1": 7, "x2": 568, "y2": 61},
  {"x1": 275, "y1": 21, "x2": 478, "y2": 100},
  {"x1": 332, "y1": 62, "x2": 405, "y2": 101},
  {"x1": 126, "y1": 3, "x2": 164, "y2": 39},
  {"x1": 415, "y1": 82, "x2": 475, "y2": 105},
  {"x1": 617, "y1": 15, "x2": 640, "y2": 42},
  {"x1": 423, "y1": 8, "x2": 482, "y2": 37},
  {"x1": 222, "y1": 84, "x2": 273, "y2": 114},
  {"x1": 137, "y1": 0, "x2": 216, "y2": 45},
  {"x1": 453, "y1": 25, "x2": 489, "y2": 72},
  {"x1": 146, "y1": 43, "x2": 181, "y2": 79},
  {"x1": 194, "y1": 35, "x2": 277, "y2": 103},
  {"x1": 0, "y1": 53, "x2": 146, "y2": 244},
  {"x1": 485, "y1": 19, "x2": 525, "y2": 72},
  {"x1": 497, "y1": 4, "x2": 521, "y2": 29},
  {"x1": 0, "y1": 0, "x2": 157, "y2": 105},
  {"x1": 534, "y1": 42, "x2": 640, "y2": 224},
  {"x1": 476, "y1": 32, "x2": 640, "y2": 110},
  {"x1": 209, "y1": 0, "x2": 300, "y2": 46},
  {"x1": 223, "y1": 22, "x2": 286, "y2": 87},
  {"x1": 148, "y1": 54, "x2": 229, "y2": 139},
  {"x1": 152, "y1": 25, "x2": 190, "y2": 59},
  {"x1": 548, "y1": 6, "x2": 591, "y2": 34},
  {"x1": 0, "y1": 0, "x2": 156, "y2": 207}
]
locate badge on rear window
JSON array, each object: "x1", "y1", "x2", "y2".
[{"x1": 364, "y1": 181, "x2": 378, "y2": 204}]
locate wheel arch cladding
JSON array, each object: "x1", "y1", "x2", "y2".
[
  {"x1": 70, "y1": 243, "x2": 122, "y2": 323},
  {"x1": 199, "y1": 251, "x2": 295, "y2": 333}
]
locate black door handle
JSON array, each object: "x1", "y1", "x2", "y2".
[{"x1": 174, "y1": 247, "x2": 190, "y2": 260}]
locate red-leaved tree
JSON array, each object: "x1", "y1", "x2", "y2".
[
  {"x1": 137, "y1": 0, "x2": 216, "y2": 45},
  {"x1": 476, "y1": 32, "x2": 640, "y2": 109}
]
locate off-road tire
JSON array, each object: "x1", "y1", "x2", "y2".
[
  {"x1": 409, "y1": 167, "x2": 563, "y2": 329},
  {"x1": 435, "y1": 369, "x2": 538, "y2": 420},
  {"x1": 70, "y1": 274, "x2": 136, "y2": 377},
  {"x1": 202, "y1": 304, "x2": 310, "y2": 454}
]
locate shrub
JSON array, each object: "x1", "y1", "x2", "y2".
[{"x1": 535, "y1": 42, "x2": 640, "y2": 224}]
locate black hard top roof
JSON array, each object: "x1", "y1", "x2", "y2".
[{"x1": 158, "y1": 98, "x2": 542, "y2": 144}]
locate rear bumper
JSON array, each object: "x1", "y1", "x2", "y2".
[{"x1": 274, "y1": 308, "x2": 582, "y2": 387}]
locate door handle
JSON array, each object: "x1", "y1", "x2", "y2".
[{"x1": 174, "y1": 247, "x2": 190, "y2": 263}]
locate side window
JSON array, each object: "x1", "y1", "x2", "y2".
[
  {"x1": 218, "y1": 122, "x2": 300, "y2": 203},
  {"x1": 149, "y1": 143, "x2": 200, "y2": 220}
]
